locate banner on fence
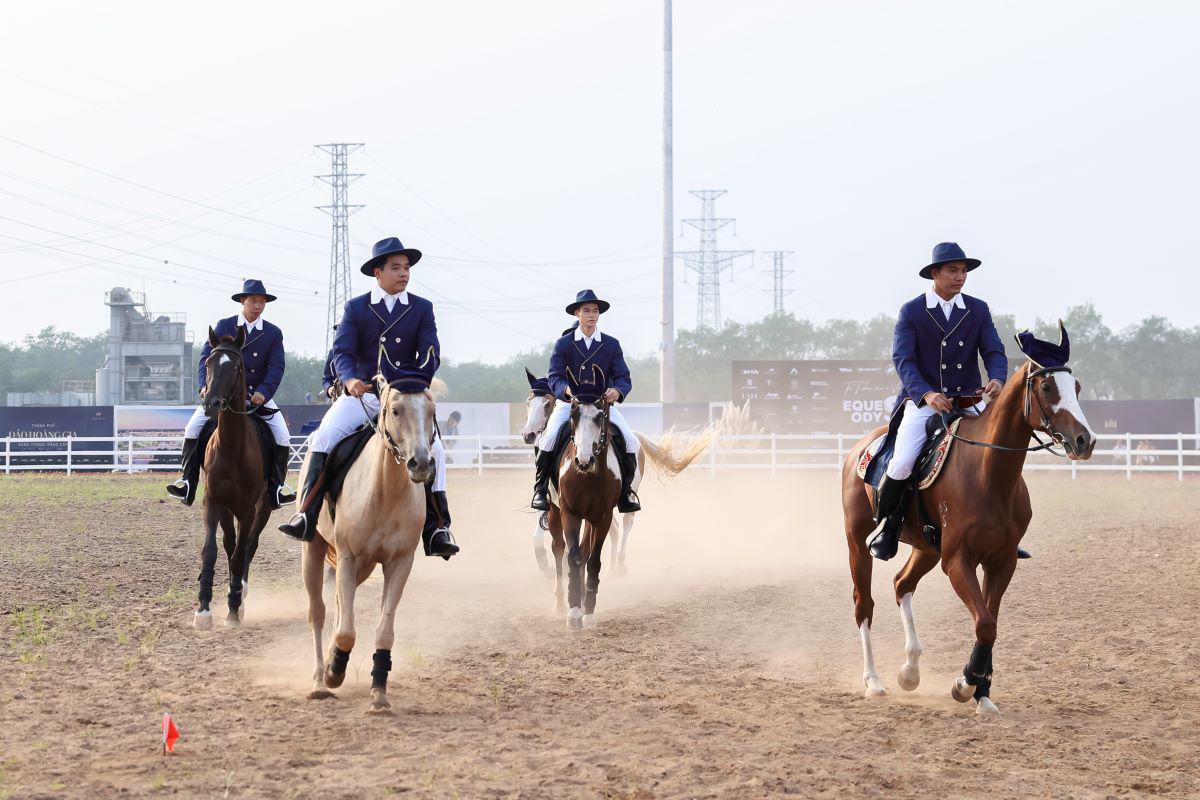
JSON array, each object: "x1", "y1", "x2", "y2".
[
  {"x1": 732, "y1": 360, "x2": 898, "y2": 434},
  {"x1": 1080, "y1": 399, "x2": 1200, "y2": 450},
  {"x1": 0, "y1": 406, "x2": 115, "y2": 465}
]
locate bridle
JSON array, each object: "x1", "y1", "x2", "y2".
[
  {"x1": 526, "y1": 391, "x2": 555, "y2": 438},
  {"x1": 941, "y1": 363, "x2": 1073, "y2": 456},
  {"x1": 570, "y1": 397, "x2": 610, "y2": 466},
  {"x1": 358, "y1": 378, "x2": 436, "y2": 466},
  {"x1": 206, "y1": 345, "x2": 271, "y2": 417}
]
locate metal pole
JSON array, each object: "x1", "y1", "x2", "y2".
[{"x1": 660, "y1": 0, "x2": 676, "y2": 404}]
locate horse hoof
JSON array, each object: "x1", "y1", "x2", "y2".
[
  {"x1": 307, "y1": 689, "x2": 336, "y2": 700},
  {"x1": 224, "y1": 611, "x2": 241, "y2": 628},
  {"x1": 952, "y1": 676, "x2": 975, "y2": 703},
  {"x1": 976, "y1": 697, "x2": 1001, "y2": 718},
  {"x1": 192, "y1": 611, "x2": 212, "y2": 631},
  {"x1": 863, "y1": 682, "x2": 887, "y2": 698},
  {"x1": 324, "y1": 668, "x2": 346, "y2": 689},
  {"x1": 582, "y1": 613, "x2": 597, "y2": 629},
  {"x1": 366, "y1": 703, "x2": 394, "y2": 716},
  {"x1": 567, "y1": 608, "x2": 584, "y2": 631},
  {"x1": 897, "y1": 663, "x2": 920, "y2": 692}
]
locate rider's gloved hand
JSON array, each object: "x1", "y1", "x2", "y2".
[
  {"x1": 250, "y1": 391, "x2": 266, "y2": 406},
  {"x1": 344, "y1": 378, "x2": 369, "y2": 397},
  {"x1": 982, "y1": 379, "x2": 1003, "y2": 401}
]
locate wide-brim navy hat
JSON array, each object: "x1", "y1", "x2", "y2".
[
  {"x1": 565, "y1": 289, "x2": 610, "y2": 315},
  {"x1": 232, "y1": 278, "x2": 277, "y2": 303},
  {"x1": 361, "y1": 237, "x2": 423, "y2": 276},
  {"x1": 919, "y1": 242, "x2": 982, "y2": 280}
]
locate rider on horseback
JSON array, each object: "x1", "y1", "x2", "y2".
[
  {"x1": 278, "y1": 238, "x2": 460, "y2": 560},
  {"x1": 531, "y1": 290, "x2": 642, "y2": 514},
  {"x1": 869, "y1": 242, "x2": 1007, "y2": 561},
  {"x1": 167, "y1": 279, "x2": 296, "y2": 509}
]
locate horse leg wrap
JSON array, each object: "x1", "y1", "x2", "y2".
[
  {"x1": 963, "y1": 643, "x2": 994, "y2": 699},
  {"x1": 330, "y1": 646, "x2": 351, "y2": 676},
  {"x1": 370, "y1": 649, "x2": 392, "y2": 690}
]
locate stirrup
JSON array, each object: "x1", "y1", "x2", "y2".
[
  {"x1": 424, "y1": 527, "x2": 460, "y2": 560},
  {"x1": 278, "y1": 512, "x2": 314, "y2": 542},
  {"x1": 166, "y1": 478, "x2": 193, "y2": 506}
]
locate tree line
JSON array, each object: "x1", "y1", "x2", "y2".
[{"x1": 2, "y1": 303, "x2": 1197, "y2": 404}]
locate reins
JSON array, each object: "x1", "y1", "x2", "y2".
[
  {"x1": 357, "y1": 379, "x2": 437, "y2": 466},
  {"x1": 939, "y1": 364, "x2": 1073, "y2": 457},
  {"x1": 207, "y1": 345, "x2": 276, "y2": 417}
]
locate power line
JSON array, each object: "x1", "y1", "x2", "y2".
[{"x1": 762, "y1": 250, "x2": 794, "y2": 314}]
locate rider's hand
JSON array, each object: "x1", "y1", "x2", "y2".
[
  {"x1": 982, "y1": 379, "x2": 1003, "y2": 400},
  {"x1": 325, "y1": 385, "x2": 336, "y2": 399},
  {"x1": 603, "y1": 388, "x2": 620, "y2": 404},
  {"x1": 199, "y1": 386, "x2": 208, "y2": 399},
  {"x1": 250, "y1": 391, "x2": 266, "y2": 406},
  {"x1": 344, "y1": 378, "x2": 368, "y2": 398},
  {"x1": 922, "y1": 391, "x2": 954, "y2": 413}
]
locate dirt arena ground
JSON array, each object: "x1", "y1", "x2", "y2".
[{"x1": 1, "y1": 468, "x2": 1198, "y2": 799}]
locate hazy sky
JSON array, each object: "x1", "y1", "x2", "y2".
[{"x1": 3, "y1": 1, "x2": 1198, "y2": 363}]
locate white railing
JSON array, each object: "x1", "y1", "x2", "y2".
[{"x1": 1, "y1": 433, "x2": 1198, "y2": 480}]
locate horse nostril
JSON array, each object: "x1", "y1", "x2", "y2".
[
  {"x1": 1075, "y1": 434, "x2": 1087, "y2": 452},
  {"x1": 406, "y1": 457, "x2": 418, "y2": 470}
]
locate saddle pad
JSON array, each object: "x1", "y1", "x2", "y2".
[
  {"x1": 914, "y1": 417, "x2": 961, "y2": 490},
  {"x1": 855, "y1": 434, "x2": 887, "y2": 482},
  {"x1": 324, "y1": 424, "x2": 375, "y2": 519}
]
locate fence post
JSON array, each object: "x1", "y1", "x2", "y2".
[
  {"x1": 837, "y1": 433, "x2": 845, "y2": 471},
  {"x1": 1125, "y1": 432, "x2": 1132, "y2": 480},
  {"x1": 477, "y1": 434, "x2": 484, "y2": 477},
  {"x1": 709, "y1": 433, "x2": 718, "y2": 474},
  {"x1": 1179, "y1": 433, "x2": 1185, "y2": 482},
  {"x1": 66, "y1": 437, "x2": 73, "y2": 476},
  {"x1": 127, "y1": 434, "x2": 135, "y2": 474},
  {"x1": 770, "y1": 434, "x2": 777, "y2": 476},
  {"x1": 2, "y1": 436, "x2": 8, "y2": 475},
  {"x1": 1071, "y1": 455, "x2": 1077, "y2": 480}
]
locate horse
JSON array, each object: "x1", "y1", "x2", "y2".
[
  {"x1": 520, "y1": 379, "x2": 640, "y2": 577},
  {"x1": 841, "y1": 325, "x2": 1096, "y2": 716},
  {"x1": 300, "y1": 375, "x2": 440, "y2": 714},
  {"x1": 193, "y1": 326, "x2": 273, "y2": 630}
]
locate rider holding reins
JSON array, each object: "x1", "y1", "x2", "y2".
[
  {"x1": 530, "y1": 290, "x2": 641, "y2": 514},
  {"x1": 166, "y1": 279, "x2": 296, "y2": 509},
  {"x1": 869, "y1": 242, "x2": 1008, "y2": 561}
]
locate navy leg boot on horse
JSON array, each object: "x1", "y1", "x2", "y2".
[
  {"x1": 279, "y1": 452, "x2": 327, "y2": 541},
  {"x1": 166, "y1": 437, "x2": 201, "y2": 506},
  {"x1": 422, "y1": 484, "x2": 459, "y2": 560},
  {"x1": 269, "y1": 445, "x2": 296, "y2": 510},
  {"x1": 530, "y1": 449, "x2": 555, "y2": 511},
  {"x1": 617, "y1": 451, "x2": 641, "y2": 513},
  {"x1": 868, "y1": 474, "x2": 907, "y2": 561}
]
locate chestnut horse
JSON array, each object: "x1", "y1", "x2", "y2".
[
  {"x1": 841, "y1": 326, "x2": 1096, "y2": 715},
  {"x1": 301, "y1": 376, "x2": 440, "y2": 714},
  {"x1": 194, "y1": 327, "x2": 273, "y2": 630}
]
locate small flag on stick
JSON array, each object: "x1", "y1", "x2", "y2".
[{"x1": 162, "y1": 713, "x2": 180, "y2": 755}]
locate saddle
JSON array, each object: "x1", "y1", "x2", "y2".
[
  {"x1": 544, "y1": 419, "x2": 626, "y2": 494},
  {"x1": 197, "y1": 410, "x2": 276, "y2": 482},
  {"x1": 322, "y1": 424, "x2": 376, "y2": 521}
]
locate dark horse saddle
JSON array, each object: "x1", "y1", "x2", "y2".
[
  {"x1": 321, "y1": 424, "x2": 376, "y2": 521},
  {"x1": 544, "y1": 419, "x2": 627, "y2": 494},
  {"x1": 196, "y1": 410, "x2": 276, "y2": 485}
]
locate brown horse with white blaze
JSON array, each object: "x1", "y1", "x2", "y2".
[
  {"x1": 194, "y1": 327, "x2": 273, "y2": 630},
  {"x1": 841, "y1": 324, "x2": 1096, "y2": 715}
]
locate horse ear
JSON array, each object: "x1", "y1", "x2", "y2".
[
  {"x1": 208, "y1": 326, "x2": 219, "y2": 347},
  {"x1": 1057, "y1": 319, "x2": 1070, "y2": 360},
  {"x1": 525, "y1": 367, "x2": 538, "y2": 389},
  {"x1": 234, "y1": 325, "x2": 246, "y2": 348}
]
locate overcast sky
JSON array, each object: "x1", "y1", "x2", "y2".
[{"x1": 3, "y1": 1, "x2": 1198, "y2": 363}]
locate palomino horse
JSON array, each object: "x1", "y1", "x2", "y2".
[
  {"x1": 194, "y1": 327, "x2": 273, "y2": 630},
  {"x1": 542, "y1": 394, "x2": 716, "y2": 629},
  {"x1": 841, "y1": 325, "x2": 1096, "y2": 715},
  {"x1": 301, "y1": 376, "x2": 440, "y2": 714},
  {"x1": 520, "y1": 370, "x2": 642, "y2": 577}
]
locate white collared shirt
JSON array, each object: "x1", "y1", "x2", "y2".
[
  {"x1": 237, "y1": 313, "x2": 264, "y2": 333},
  {"x1": 925, "y1": 287, "x2": 965, "y2": 321},
  {"x1": 574, "y1": 326, "x2": 602, "y2": 350},
  {"x1": 371, "y1": 286, "x2": 410, "y2": 313}
]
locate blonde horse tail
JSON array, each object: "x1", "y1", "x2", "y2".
[{"x1": 634, "y1": 424, "x2": 718, "y2": 479}]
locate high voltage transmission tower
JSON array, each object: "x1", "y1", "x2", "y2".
[
  {"x1": 315, "y1": 143, "x2": 364, "y2": 350},
  {"x1": 762, "y1": 250, "x2": 794, "y2": 314},
  {"x1": 677, "y1": 189, "x2": 752, "y2": 330}
]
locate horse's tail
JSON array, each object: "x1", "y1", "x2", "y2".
[{"x1": 634, "y1": 424, "x2": 718, "y2": 479}]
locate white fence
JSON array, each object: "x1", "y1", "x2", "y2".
[{"x1": 2, "y1": 433, "x2": 1199, "y2": 480}]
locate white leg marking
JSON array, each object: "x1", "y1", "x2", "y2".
[
  {"x1": 193, "y1": 610, "x2": 213, "y2": 630},
  {"x1": 567, "y1": 606, "x2": 584, "y2": 631},
  {"x1": 582, "y1": 613, "x2": 597, "y2": 629},
  {"x1": 897, "y1": 592, "x2": 923, "y2": 691},
  {"x1": 859, "y1": 621, "x2": 886, "y2": 697},
  {"x1": 976, "y1": 696, "x2": 1001, "y2": 717}
]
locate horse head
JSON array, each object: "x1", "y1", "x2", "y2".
[
  {"x1": 568, "y1": 396, "x2": 610, "y2": 473},
  {"x1": 1017, "y1": 322, "x2": 1097, "y2": 460},
  {"x1": 521, "y1": 367, "x2": 555, "y2": 445},
  {"x1": 203, "y1": 326, "x2": 246, "y2": 417},
  {"x1": 374, "y1": 374, "x2": 438, "y2": 483}
]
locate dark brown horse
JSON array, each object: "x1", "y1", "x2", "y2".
[
  {"x1": 193, "y1": 327, "x2": 273, "y2": 630},
  {"x1": 841, "y1": 327, "x2": 1096, "y2": 715}
]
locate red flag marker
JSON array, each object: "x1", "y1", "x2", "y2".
[{"x1": 162, "y1": 713, "x2": 180, "y2": 755}]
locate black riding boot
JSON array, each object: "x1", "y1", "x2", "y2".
[
  {"x1": 269, "y1": 445, "x2": 297, "y2": 510},
  {"x1": 422, "y1": 485, "x2": 460, "y2": 560},
  {"x1": 868, "y1": 474, "x2": 907, "y2": 561},
  {"x1": 278, "y1": 452, "x2": 327, "y2": 542},
  {"x1": 530, "y1": 448, "x2": 556, "y2": 511},
  {"x1": 166, "y1": 437, "x2": 201, "y2": 506},
  {"x1": 617, "y1": 451, "x2": 642, "y2": 514}
]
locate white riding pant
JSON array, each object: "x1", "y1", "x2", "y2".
[
  {"x1": 183, "y1": 399, "x2": 290, "y2": 446},
  {"x1": 306, "y1": 393, "x2": 446, "y2": 492},
  {"x1": 886, "y1": 399, "x2": 984, "y2": 480},
  {"x1": 537, "y1": 400, "x2": 639, "y2": 454}
]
